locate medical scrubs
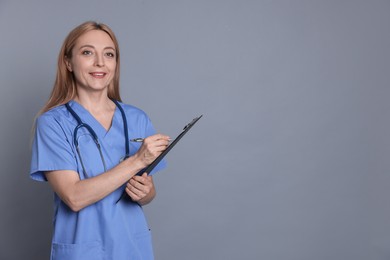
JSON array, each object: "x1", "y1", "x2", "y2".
[{"x1": 30, "y1": 100, "x2": 166, "y2": 260}]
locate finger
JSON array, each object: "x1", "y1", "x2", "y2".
[
  {"x1": 126, "y1": 182, "x2": 145, "y2": 198},
  {"x1": 143, "y1": 139, "x2": 170, "y2": 149},
  {"x1": 137, "y1": 174, "x2": 153, "y2": 188},
  {"x1": 127, "y1": 180, "x2": 142, "y2": 193},
  {"x1": 130, "y1": 184, "x2": 148, "y2": 199},
  {"x1": 144, "y1": 134, "x2": 170, "y2": 143},
  {"x1": 143, "y1": 173, "x2": 154, "y2": 184},
  {"x1": 132, "y1": 174, "x2": 148, "y2": 184},
  {"x1": 126, "y1": 187, "x2": 142, "y2": 201},
  {"x1": 140, "y1": 141, "x2": 168, "y2": 158},
  {"x1": 129, "y1": 177, "x2": 151, "y2": 193},
  {"x1": 152, "y1": 134, "x2": 170, "y2": 141}
]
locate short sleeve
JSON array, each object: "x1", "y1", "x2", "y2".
[
  {"x1": 143, "y1": 116, "x2": 167, "y2": 175},
  {"x1": 30, "y1": 115, "x2": 78, "y2": 181}
]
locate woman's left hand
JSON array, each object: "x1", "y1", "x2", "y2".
[{"x1": 125, "y1": 173, "x2": 156, "y2": 205}]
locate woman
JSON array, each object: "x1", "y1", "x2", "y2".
[{"x1": 30, "y1": 21, "x2": 170, "y2": 260}]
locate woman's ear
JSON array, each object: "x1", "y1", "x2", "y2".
[{"x1": 64, "y1": 56, "x2": 72, "y2": 72}]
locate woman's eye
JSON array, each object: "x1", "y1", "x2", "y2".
[
  {"x1": 82, "y1": 50, "x2": 92, "y2": 55},
  {"x1": 105, "y1": 52, "x2": 115, "y2": 58}
]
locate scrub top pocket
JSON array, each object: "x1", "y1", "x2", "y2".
[{"x1": 51, "y1": 241, "x2": 104, "y2": 260}]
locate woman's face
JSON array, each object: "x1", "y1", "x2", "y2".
[{"x1": 66, "y1": 30, "x2": 117, "y2": 94}]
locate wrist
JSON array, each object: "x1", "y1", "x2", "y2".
[{"x1": 125, "y1": 153, "x2": 147, "y2": 173}]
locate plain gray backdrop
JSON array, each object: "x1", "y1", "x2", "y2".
[{"x1": 0, "y1": 0, "x2": 389, "y2": 259}]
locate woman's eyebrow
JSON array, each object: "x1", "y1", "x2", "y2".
[
  {"x1": 78, "y1": 44, "x2": 95, "y2": 50},
  {"x1": 104, "y1": 46, "x2": 116, "y2": 51},
  {"x1": 78, "y1": 44, "x2": 116, "y2": 51}
]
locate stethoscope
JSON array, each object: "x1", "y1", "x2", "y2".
[{"x1": 65, "y1": 99, "x2": 130, "y2": 178}]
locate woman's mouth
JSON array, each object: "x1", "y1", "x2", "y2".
[{"x1": 90, "y1": 72, "x2": 106, "y2": 78}]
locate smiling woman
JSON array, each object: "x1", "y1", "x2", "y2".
[
  {"x1": 40, "y1": 22, "x2": 121, "y2": 114},
  {"x1": 29, "y1": 21, "x2": 170, "y2": 260},
  {"x1": 64, "y1": 30, "x2": 117, "y2": 98}
]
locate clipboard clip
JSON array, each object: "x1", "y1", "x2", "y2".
[{"x1": 183, "y1": 115, "x2": 203, "y2": 131}]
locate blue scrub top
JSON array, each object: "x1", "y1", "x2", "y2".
[{"x1": 30, "y1": 100, "x2": 166, "y2": 260}]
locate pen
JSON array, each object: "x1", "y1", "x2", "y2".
[
  {"x1": 130, "y1": 138, "x2": 144, "y2": 142},
  {"x1": 130, "y1": 137, "x2": 173, "y2": 143}
]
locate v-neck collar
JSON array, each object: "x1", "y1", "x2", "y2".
[{"x1": 68, "y1": 100, "x2": 119, "y2": 139}]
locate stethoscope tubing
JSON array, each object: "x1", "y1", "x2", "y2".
[{"x1": 65, "y1": 99, "x2": 129, "y2": 178}]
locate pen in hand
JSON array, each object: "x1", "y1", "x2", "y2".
[
  {"x1": 130, "y1": 137, "x2": 172, "y2": 143},
  {"x1": 130, "y1": 138, "x2": 144, "y2": 142}
]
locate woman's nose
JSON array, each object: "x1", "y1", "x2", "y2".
[{"x1": 94, "y1": 53, "x2": 105, "y2": 67}]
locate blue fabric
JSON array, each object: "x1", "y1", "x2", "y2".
[{"x1": 30, "y1": 100, "x2": 166, "y2": 260}]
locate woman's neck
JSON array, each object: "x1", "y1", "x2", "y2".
[
  {"x1": 74, "y1": 90, "x2": 115, "y2": 114},
  {"x1": 74, "y1": 92, "x2": 117, "y2": 131}
]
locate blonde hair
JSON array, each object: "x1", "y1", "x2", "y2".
[{"x1": 39, "y1": 21, "x2": 121, "y2": 115}]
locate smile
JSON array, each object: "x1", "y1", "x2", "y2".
[{"x1": 90, "y1": 72, "x2": 106, "y2": 78}]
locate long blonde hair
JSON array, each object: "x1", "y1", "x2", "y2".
[{"x1": 39, "y1": 21, "x2": 121, "y2": 115}]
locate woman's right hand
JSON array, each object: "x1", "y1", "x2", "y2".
[{"x1": 134, "y1": 134, "x2": 170, "y2": 167}]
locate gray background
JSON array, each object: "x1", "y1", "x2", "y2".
[{"x1": 0, "y1": 0, "x2": 389, "y2": 259}]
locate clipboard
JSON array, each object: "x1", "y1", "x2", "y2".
[{"x1": 117, "y1": 115, "x2": 203, "y2": 203}]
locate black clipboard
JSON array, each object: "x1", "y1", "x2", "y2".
[{"x1": 117, "y1": 115, "x2": 203, "y2": 203}]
